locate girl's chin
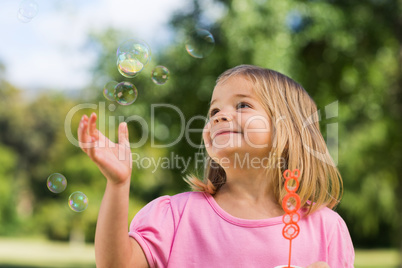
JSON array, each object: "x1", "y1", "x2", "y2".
[{"x1": 208, "y1": 150, "x2": 249, "y2": 162}]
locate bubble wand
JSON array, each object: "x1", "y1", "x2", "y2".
[{"x1": 278, "y1": 169, "x2": 301, "y2": 268}]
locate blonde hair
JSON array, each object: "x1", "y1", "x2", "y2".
[{"x1": 185, "y1": 65, "x2": 342, "y2": 215}]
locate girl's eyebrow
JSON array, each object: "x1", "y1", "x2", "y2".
[{"x1": 210, "y1": 94, "x2": 252, "y2": 106}]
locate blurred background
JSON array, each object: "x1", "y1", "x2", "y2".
[{"x1": 0, "y1": 0, "x2": 401, "y2": 267}]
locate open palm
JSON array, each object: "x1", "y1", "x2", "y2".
[{"x1": 78, "y1": 113, "x2": 132, "y2": 185}]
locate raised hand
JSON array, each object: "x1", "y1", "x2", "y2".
[{"x1": 78, "y1": 112, "x2": 132, "y2": 185}]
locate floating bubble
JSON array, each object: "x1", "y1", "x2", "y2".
[
  {"x1": 185, "y1": 29, "x2": 215, "y2": 58},
  {"x1": 103, "y1": 81, "x2": 118, "y2": 101},
  {"x1": 18, "y1": 0, "x2": 39, "y2": 23},
  {"x1": 151, "y1": 66, "x2": 169, "y2": 85},
  {"x1": 68, "y1": 191, "x2": 89, "y2": 212},
  {"x1": 17, "y1": 12, "x2": 32, "y2": 23},
  {"x1": 117, "y1": 56, "x2": 143, "y2": 78},
  {"x1": 114, "y1": 82, "x2": 138, "y2": 105},
  {"x1": 116, "y1": 39, "x2": 151, "y2": 78},
  {"x1": 47, "y1": 173, "x2": 67, "y2": 194}
]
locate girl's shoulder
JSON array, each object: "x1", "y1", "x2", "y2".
[
  {"x1": 307, "y1": 206, "x2": 345, "y2": 222},
  {"x1": 303, "y1": 206, "x2": 351, "y2": 237},
  {"x1": 142, "y1": 191, "x2": 206, "y2": 215},
  {"x1": 169, "y1": 191, "x2": 207, "y2": 211}
]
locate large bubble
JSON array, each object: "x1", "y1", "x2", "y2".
[
  {"x1": 114, "y1": 81, "x2": 138, "y2": 105},
  {"x1": 116, "y1": 39, "x2": 151, "y2": 78},
  {"x1": 185, "y1": 29, "x2": 215, "y2": 58}
]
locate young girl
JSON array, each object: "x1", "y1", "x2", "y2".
[{"x1": 78, "y1": 65, "x2": 354, "y2": 268}]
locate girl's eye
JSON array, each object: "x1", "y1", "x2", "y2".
[
  {"x1": 210, "y1": 108, "x2": 219, "y2": 116},
  {"x1": 237, "y1": 102, "x2": 251, "y2": 109}
]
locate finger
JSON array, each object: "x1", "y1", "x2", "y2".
[
  {"x1": 118, "y1": 122, "x2": 130, "y2": 147},
  {"x1": 86, "y1": 119, "x2": 97, "y2": 159},
  {"x1": 88, "y1": 112, "x2": 99, "y2": 140},
  {"x1": 117, "y1": 122, "x2": 131, "y2": 163},
  {"x1": 78, "y1": 115, "x2": 92, "y2": 151}
]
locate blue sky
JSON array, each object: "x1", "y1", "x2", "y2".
[{"x1": 0, "y1": 0, "x2": 196, "y2": 93}]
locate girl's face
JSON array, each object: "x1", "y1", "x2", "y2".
[{"x1": 203, "y1": 75, "x2": 272, "y2": 163}]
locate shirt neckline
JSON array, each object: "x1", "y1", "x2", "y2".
[{"x1": 202, "y1": 192, "x2": 284, "y2": 227}]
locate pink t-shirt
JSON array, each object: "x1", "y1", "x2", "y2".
[{"x1": 129, "y1": 192, "x2": 354, "y2": 268}]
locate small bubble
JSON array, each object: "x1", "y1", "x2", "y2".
[
  {"x1": 18, "y1": 0, "x2": 39, "y2": 23},
  {"x1": 185, "y1": 29, "x2": 215, "y2": 58},
  {"x1": 68, "y1": 191, "x2": 88, "y2": 212},
  {"x1": 47, "y1": 173, "x2": 67, "y2": 194},
  {"x1": 17, "y1": 12, "x2": 32, "y2": 23},
  {"x1": 114, "y1": 81, "x2": 138, "y2": 105},
  {"x1": 103, "y1": 81, "x2": 118, "y2": 101},
  {"x1": 151, "y1": 66, "x2": 169, "y2": 85}
]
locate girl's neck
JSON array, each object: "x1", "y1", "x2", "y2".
[{"x1": 213, "y1": 168, "x2": 284, "y2": 219}]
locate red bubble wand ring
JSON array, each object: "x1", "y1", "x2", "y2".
[{"x1": 281, "y1": 169, "x2": 301, "y2": 268}]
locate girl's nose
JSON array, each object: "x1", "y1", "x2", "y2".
[{"x1": 212, "y1": 113, "x2": 232, "y2": 124}]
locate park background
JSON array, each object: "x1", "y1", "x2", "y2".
[{"x1": 0, "y1": 0, "x2": 401, "y2": 267}]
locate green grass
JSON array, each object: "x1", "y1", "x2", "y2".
[
  {"x1": 0, "y1": 237, "x2": 400, "y2": 267},
  {"x1": 355, "y1": 249, "x2": 400, "y2": 268},
  {"x1": 0, "y1": 237, "x2": 95, "y2": 268}
]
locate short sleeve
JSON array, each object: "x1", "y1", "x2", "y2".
[
  {"x1": 327, "y1": 216, "x2": 355, "y2": 268},
  {"x1": 129, "y1": 195, "x2": 175, "y2": 268}
]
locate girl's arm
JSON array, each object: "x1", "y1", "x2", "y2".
[{"x1": 78, "y1": 113, "x2": 148, "y2": 268}]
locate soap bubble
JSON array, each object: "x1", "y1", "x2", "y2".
[
  {"x1": 103, "y1": 81, "x2": 118, "y2": 101},
  {"x1": 68, "y1": 191, "x2": 88, "y2": 212},
  {"x1": 117, "y1": 56, "x2": 143, "y2": 78},
  {"x1": 47, "y1": 173, "x2": 67, "y2": 194},
  {"x1": 116, "y1": 39, "x2": 151, "y2": 78},
  {"x1": 114, "y1": 82, "x2": 138, "y2": 105},
  {"x1": 17, "y1": 12, "x2": 32, "y2": 23},
  {"x1": 18, "y1": 0, "x2": 39, "y2": 23},
  {"x1": 185, "y1": 29, "x2": 215, "y2": 58},
  {"x1": 151, "y1": 66, "x2": 169, "y2": 85}
]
